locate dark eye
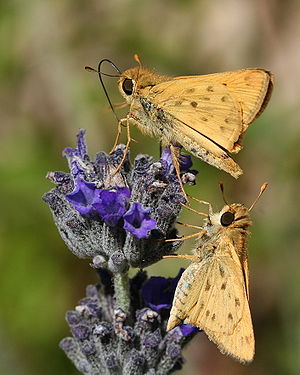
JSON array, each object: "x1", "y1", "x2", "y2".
[
  {"x1": 122, "y1": 78, "x2": 134, "y2": 95},
  {"x1": 220, "y1": 211, "x2": 235, "y2": 226}
]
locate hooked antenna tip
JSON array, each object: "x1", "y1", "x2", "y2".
[{"x1": 85, "y1": 66, "x2": 97, "y2": 72}]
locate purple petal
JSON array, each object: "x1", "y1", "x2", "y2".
[
  {"x1": 179, "y1": 154, "x2": 193, "y2": 171},
  {"x1": 92, "y1": 186, "x2": 131, "y2": 227},
  {"x1": 66, "y1": 178, "x2": 97, "y2": 215},
  {"x1": 160, "y1": 147, "x2": 174, "y2": 175},
  {"x1": 179, "y1": 323, "x2": 198, "y2": 336},
  {"x1": 142, "y1": 269, "x2": 185, "y2": 310},
  {"x1": 123, "y1": 202, "x2": 157, "y2": 239},
  {"x1": 159, "y1": 148, "x2": 198, "y2": 178},
  {"x1": 148, "y1": 302, "x2": 171, "y2": 310}
]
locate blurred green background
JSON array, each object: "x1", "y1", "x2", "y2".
[{"x1": 1, "y1": 0, "x2": 299, "y2": 374}]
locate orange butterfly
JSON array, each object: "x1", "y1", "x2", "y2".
[{"x1": 118, "y1": 56, "x2": 274, "y2": 178}]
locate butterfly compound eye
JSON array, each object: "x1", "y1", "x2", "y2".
[
  {"x1": 220, "y1": 211, "x2": 235, "y2": 226},
  {"x1": 122, "y1": 78, "x2": 134, "y2": 95}
]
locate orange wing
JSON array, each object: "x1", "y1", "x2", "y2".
[
  {"x1": 148, "y1": 69, "x2": 273, "y2": 153},
  {"x1": 167, "y1": 248, "x2": 254, "y2": 363}
]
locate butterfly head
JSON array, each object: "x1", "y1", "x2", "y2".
[
  {"x1": 212, "y1": 204, "x2": 252, "y2": 230},
  {"x1": 118, "y1": 65, "x2": 168, "y2": 103},
  {"x1": 209, "y1": 182, "x2": 268, "y2": 230}
]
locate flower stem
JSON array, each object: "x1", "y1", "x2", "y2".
[{"x1": 113, "y1": 272, "x2": 130, "y2": 313}]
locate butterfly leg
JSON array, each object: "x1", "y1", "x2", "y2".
[
  {"x1": 163, "y1": 254, "x2": 199, "y2": 261},
  {"x1": 109, "y1": 118, "x2": 125, "y2": 154},
  {"x1": 164, "y1": 230, "x2": 206, "y2": 242},
  {"x1": 111, "y1": 117, "x2": 132, "y2": 176},
  {"x1": 176, "y1": 221, "x2": 203, "y2": 230},
  {"x1": 169, "y1": 144, "x2": 187, "y2": 201},
  {"x1": 181, "y1": 202, "x2": 208, "y2": 217},
  {"x1": 187, "y1": 194, "x2": 213, "y2": 216}
]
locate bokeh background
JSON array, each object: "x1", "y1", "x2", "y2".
[{"x1": 1, "y1": 0, "x2": 299, "y2": 374}]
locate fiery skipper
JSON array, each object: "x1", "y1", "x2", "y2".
[
  {"x1": 118, "y1": 56, "x2": 274, "y2": 178},
  {"x1": 164, "y1": 183, "x2": 268, "y2": 363}
]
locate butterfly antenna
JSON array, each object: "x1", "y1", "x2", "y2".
[
  {"x1": 133, "y1": 53, "x2": 142, "y2": 88},
  {"x1": 249, "y1": 182, "x2": 268, "y2": 211},
  {"x1": 85, "y1": 59, "x2": 122, "y2": 123},
  {"x1": 219, "y1": 182, "x2": 229, "y2": 205},
  {"x1": 85, "y1": 66, "x2": 120, "y2": 78},
  {"x1": 134, "y1": 54, "x2": 142, "y2": 67}
]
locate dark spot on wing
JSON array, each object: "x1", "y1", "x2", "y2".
[
  {"x1": 179, "y1": 288, "x2": 188, "y2": 297},
  {"x1": 205, "y1": 279, "x2": 211, "y2": 291},
  {"x1": 235, "y1": 298, "x2": 240, "y2": 307},
  {"x1": 175, "y1": 315, "x2": 184, "y2": 322},
  {"x1": 175, "y1": 100, "x2": 182, "y2": 106},
  {"x1": 177, "y1": 297, "x2": 186, "y2": 305},
  {"x1": 186, "y1": 88, "x2": 195, "y2": 93},
  {"x1": 225, "y1": 118, "x2": 230, "y2": 124},
  {"x1": 207, "y1": 85, "x2": 214, "y2": 92},
  {"x1": 190, "y1": 101, "x2": 198, "y2": 108},
  {"x1": 152, "y1": 89, "x2": 163, "y2": 95},
  {"x1": 228, "y1": 313, "x2": 233, "y2": 320},
  {"x1": 201, "y1": 116, "x2": 208, "y2": 122},
  {"x1": 221, "y1": 96, "x2": 228, "y2": 102},
  {"x1": 219, "y1": 264, "x2": 225, "y2": 277},
  {"x1": 211, "y1": 313, "x2": 216, "y2": 321},
  {"x1": 221, "y1": 282, "x2": 227, "y2": 290},
  {"x1": 206, "y1": 310, "x2": 210, "y2": 317}
]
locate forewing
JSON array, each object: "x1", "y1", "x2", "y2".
[
  {"x1": 148, "y1": 69, "x2": 273, "y2": 150},
  {"x1": 149, "y1": 78, "x2": 243, "y2": 152},
  {"x1": 174, "y1": 69, "x2": 273, "y2": 127},
  {"x1": 197, "y1": 254, "x2": 254, "y2": 363}
]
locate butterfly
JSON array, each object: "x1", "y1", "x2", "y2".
[
  {"x1": 117, "y1": 56, "x2": 274, "y2": 178},
  {"x1": 165, "y1": 183, "x2": 267, "y2": 363}
]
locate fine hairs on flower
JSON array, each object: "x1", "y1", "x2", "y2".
[{"x1": 43, "y1": 130, "x2": 199, "y2": 374}]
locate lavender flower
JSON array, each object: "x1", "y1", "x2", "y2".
[
  {"x1": 43, "y1": 130, "x2": 198, "y2": 271},
  {"x1": 44, "y1": 129, "x2": 200, "y2": 374},
  {"x1": 60, "y1": 269, "x2": 197, "y2": 375}
]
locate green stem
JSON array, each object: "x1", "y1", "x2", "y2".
[{"x1": 113, "y1": 272, "x2": 130, "y2": 314}]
